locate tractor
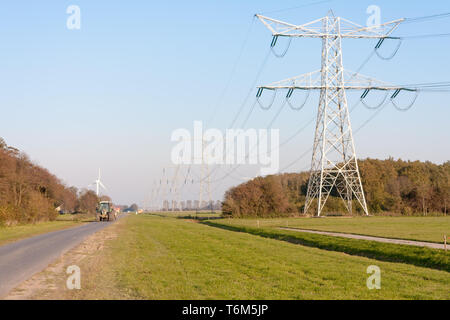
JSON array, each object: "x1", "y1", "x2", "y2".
[{"x1": 96, "y1": 200, "x2": 116, "y2": 222}]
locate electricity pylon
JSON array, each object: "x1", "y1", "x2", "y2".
[
  {"x1": 171, "y1": 165, "x2": 181, "y2": 211},
  {"x1": 256, "y1": 11, "x2": 413, "y2": 216},
  {"x1": 198, "y1": 139, "x2": 212, "y2": 212},
  {"x1": 160, "y1": 168, "x2": 168, "y2": 211}
]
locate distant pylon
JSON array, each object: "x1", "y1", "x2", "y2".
[
  {"x1": 198, "y1": 139, "x2": 212, "y2": 212},
  {"x1": 161, "y1": 168, "x2": 168, "y2": 211},
  {"x1": 256, "y1": 11, "x2": 412, "y2": 216},
  {"x1": 171, "y1": 165, "x2": 181, "y2": 211}
]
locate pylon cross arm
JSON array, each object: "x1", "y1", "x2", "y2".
[
  {"x1": 255, "y1": 14, "x2": 404, "y2": 39},
  {"x1": 258, "y1": 70, "x2": 416, "y2": 92}
]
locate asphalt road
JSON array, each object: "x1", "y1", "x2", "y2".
[{"x1": 0, "y1": 216, "x2": 124, "y2": 298}]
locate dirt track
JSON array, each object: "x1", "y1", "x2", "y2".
[{"x1": 279, "y1": 227, "x2": 446, "y2": 250}]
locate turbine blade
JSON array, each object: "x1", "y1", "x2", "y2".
[{"x1": 99, "y1": 181, "x2": 107, "y2": 190}]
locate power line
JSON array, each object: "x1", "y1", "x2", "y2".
[
  {"x1": 204, "y1": 44, "x2": 380, "y2": 185},
  {"x1": 260, "y1": 0, "x2": 334, "y2": 15},
  {"x1": 191, "y1": 49, "x2": 272, "y2": 188},
  {"x1": 193, "y1": 9, "x2": 393, "y2": 187},
  {"x1": 204, "y1": 39, "x2": 414, "y2": 187},
  {"x1": 400, "y1": 33, "x2": 450, "y2": 39},
  {"x1": 207, "y1": 16, "x2": 257, "y2": 126},
  {"x1": 187, "y1": 10, "x2": 450, "y2": 205},
  {"x1": 229, "y1": 49, "x2": 272, "y2": 129},
  {"x1": 403, "y1": 12, "x2": 450, "y2": 24},
  {"x1": 155, "y1": 16, "x2": 269, "y2": 208}
]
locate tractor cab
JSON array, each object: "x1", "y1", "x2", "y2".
[{"x1": 96, "y1": 201, "x2": 116, "y2": 222}]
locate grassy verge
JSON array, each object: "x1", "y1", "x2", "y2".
[
  {"x1": 203, "y1": 221, "x2": 449, "y2": 272},
  {"x1": 148, "y1": 211, "x2": 222, "y2": 219},
  {"x1": 52, "y1": 215, "x2": 450, "y2": 299},
  {"x1": 56, "y1": 213, "x2": 96, "y2": 222},
  {"x1": 215, "y1": 216, "x2": 450, "y2": 243},
  {"x1": 0, "y1": 220, "x2": 82, "y2": 246}
]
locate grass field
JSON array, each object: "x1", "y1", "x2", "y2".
[
  {"x1": 205, "y1": 221, "x2": 449, "y2": 272},
  {"x1": 58, "y1": 215, "x2": 449, "y2": 300},
  {"x1": 214, "y1": 216, "x2": 450, "y2": 243},
  {"x1": 0, "y1": 220, "x2": 81, "y2": 246},
  {"x1": 148, "y1": 211, "x2": 222, "y2": 219}
]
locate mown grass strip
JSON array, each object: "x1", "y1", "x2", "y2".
[
  {"x1": 203, "y1": 221, "x2": 449, "y2": 272},
  {"x1": 0, "y1": 220, "x2": 81, "y2": 246},
  {"x1": 213, "y1": 216, "x2": 450, "y2": 243}
]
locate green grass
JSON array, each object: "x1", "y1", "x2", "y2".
[
  {"x1": 216, "y1": 216, "x2": 450, "y2": 243},
  {"x1": 0, "y1": 220, "x2": 81, "y2": 246},
  {"x1": 56, "y1": 213, "x2": 96, "y2": 222},
  {"x1": 80, "y1": 215, "x2": 450, "y2": 299},
  {"x1": 204, "y1": 221, "x2": 449, "y2": 272},
  {"x1": 148, "y1": 211, "x2": 222, "y2": 219}
]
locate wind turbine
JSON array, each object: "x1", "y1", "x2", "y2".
[{"x1": 90, "y1": 168, "x2": 107, "y2": 196}]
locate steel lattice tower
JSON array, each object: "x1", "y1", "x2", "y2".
[
  {"x1": 256, "y1": 11, "x2": 410, "y2": 216},
  {"x1": 305, "y1": 14, "x2": 368, "y2": 216}
]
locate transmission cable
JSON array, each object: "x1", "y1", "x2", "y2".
[
  {"x1": 228, "y1": 48, "x2": 272, "y2": 129},
  {"x1": 399, "y1": 33, "x2": 450, "y2": 39},
  {"x1": 259, "y1": 0, "x2": 335, "y2": 15},
  {"x1": 180, "y1": 45, "x2": 272, "y2": 189},
  {"x1": 207, "y1": 11, "x2": 450, "y2": 190},
  {"x1": 360, "y1": 89, "x2": 389, "y2": 110},
  {"x1": 207, "y1": 16, "x2": 257, "y2": 126},
  {"x1": 203, "y1": 46, "x2": 379, "y2": 185},
  {"x1": 270, "y1": 36, "x2": 292, "y2": 58},
  {"x1": 390, "y1": 89, "x2": 420, "y2": 112},
  {"x1": 403, "y1": 12, "x2": 450, "y2": 24},
  {"x1": 374, "y1": 38, "x2": 403, "y2": 60}
]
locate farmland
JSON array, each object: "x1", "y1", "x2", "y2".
[
  {"x1": 29, "y1": 214, "x2": 449, "y2": 300},
  {"x1": 212, "y1": 216, "x2": 450, "y2": 243}
]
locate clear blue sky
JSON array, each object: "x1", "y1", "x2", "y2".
[{"x1": 0, "y1": 0, "x2": 449, "y2": 206}]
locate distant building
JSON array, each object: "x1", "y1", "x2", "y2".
[{"x1": 163, "y1": 200, "x2": 169, "y2": 211}]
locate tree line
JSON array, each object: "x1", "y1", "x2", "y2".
[
  {"x1": 222, "y1": 158, "x2": 449, "y2": 217},
  {"x1": 0, "y1": 138, "x2": 103, "y2": 225}
]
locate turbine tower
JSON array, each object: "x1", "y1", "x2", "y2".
[
  {"x1": 256, "y1": 11, "x2": 413, "y2": 216},
  {"x1": 90, "y1": 168, "x2": 107, "y2": 196}
]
